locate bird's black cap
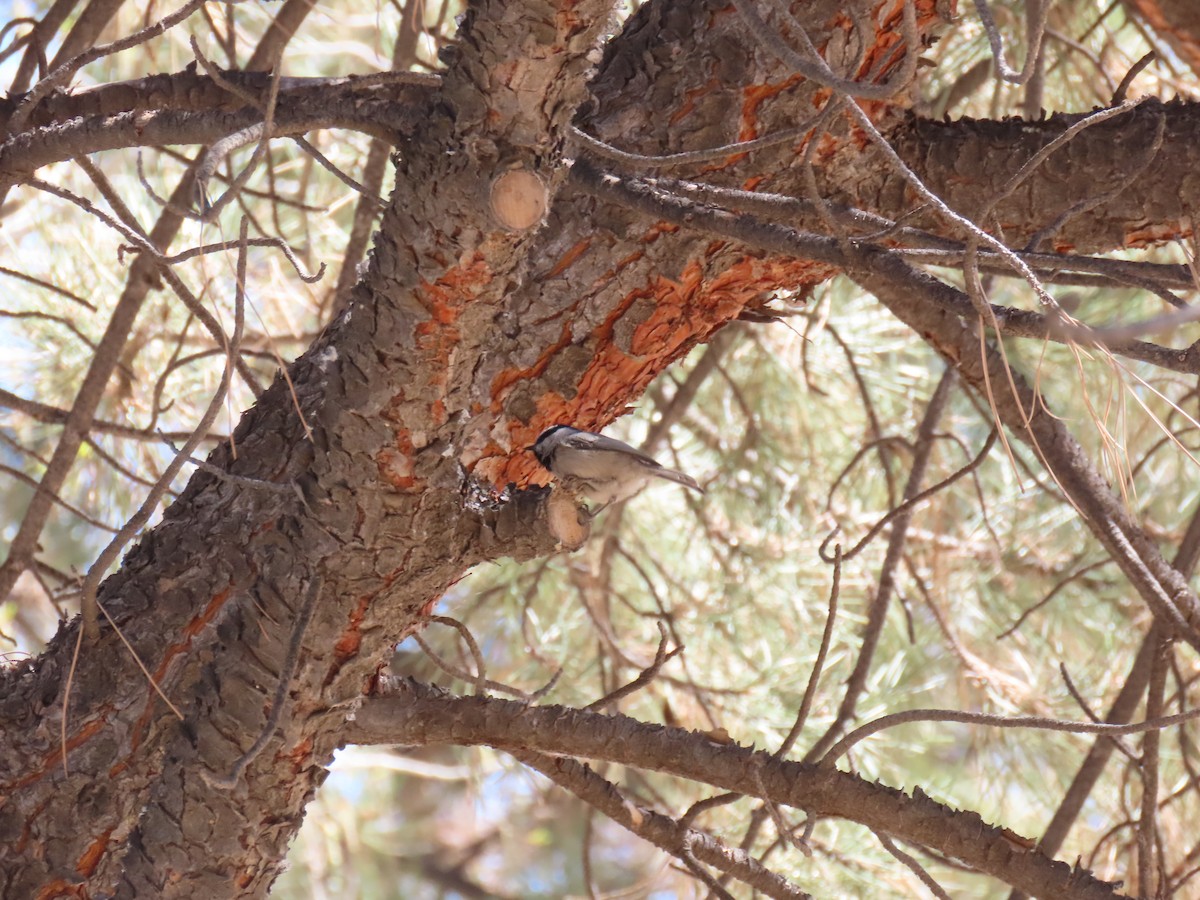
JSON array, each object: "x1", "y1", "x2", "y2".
[{"x1": 529, "y1": 424, "x2": 574, "y2": 467}]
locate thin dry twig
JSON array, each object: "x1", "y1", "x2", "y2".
[
  {"x1": 1138, "y1": 635, "x2": 1171, "y2": 898},
  {"x1": 7, "y1": 0, "x2": 233, "y2": 136},
  {"x1": 191, "y1": 37, "x2": 284, "y2": 221},
  {"x1": 807, "y1": 372, "x2": 959, "y2": 764},
  {"x1": 585, "y1": 621, "x2": 681, "y2": 711},
  {"x1": 429, "y1": 615, "x2": 488, "y2": 697},
  {"x1": 27, "y1": 173, "x2": 268, "y2": 396},
  {"x1": 773, "y1": 545, "x2": 841, "y2": 759},
  {"x1": 204, "y1": 573, "x2": 324, "y2": 789},
  {"x1": 821, "y1": 700, "x2": 1200, "y2": 768},
  {"x1": 569, "y1": 105, "x2": 832, "y2": 170},
  {"x1": 972, "y1": 0, "x2": 1049, "y2": 86},
  {"x1": 1059, "y1": 663, "x2": 1138, "y2": 762},
  {"x1": 137, "y1": 236, "x2": 325, "y2": 283},
  {"x1": 732, "y1": 0, "x2": 919, "y2": 101},
  {"x1": 411, "y1": 624, "x2": 538, "y2": 701},
  {"x1": 998, "y1": 560, "x2": 1113, "y2": 640},
  {"x1": 1112, "y1": 51, "x2": 1155, "y2": 105},
  {"x1": 819, "y1": 427, "x2": 997, "y2": 564},
  {"x1": 874, "y1": 830, "x2": 953, "y2": 900},
  {"x1": 79, "y1": 217, "x2": 250, "y2": 637}
]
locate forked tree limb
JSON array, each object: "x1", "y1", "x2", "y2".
[{"x1": 347, "y1": 680, "x2": 1129, "y2": 900}]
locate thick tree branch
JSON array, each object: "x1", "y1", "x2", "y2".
[
  {"x1": 509, "y1": 748, "x2": 811, "y2": 900},
  {"x1": 347, "y1": 681, "x2": 1128, "y2": 900},
  {"x1": 0, "y1": 97, "x2": 427, "y2": 177},
  {"x1": 574, "y1": 160, "x2": 1200, "y2": 650}
]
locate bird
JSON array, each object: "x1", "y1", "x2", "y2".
[{"x1": 530, "y1": 424, "x2": 704, "y2": 514}]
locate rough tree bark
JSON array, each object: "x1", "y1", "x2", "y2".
[
  {"x1": 1, "y1": 0, "x2": 1199, "y2": 896},
  {"x1": 2, "y1": 2, "x2": 619, "y2": 895}
]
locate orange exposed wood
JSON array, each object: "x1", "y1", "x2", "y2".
[
  {"x1": 283, "y1": 736, "x2": 314, "y2": 773},
  {"x1": 1094, "y1": 222, "x2": 1194, "y2": 251},
  {"x1": 489, "y1": 320, "x2": 575, "y2": 407},
  {"x1": 740, "y1": 75, "x2": 804, "y2": 141},
  {"x1": 378, "y1": 430, "x2": 416, "y2": 490},
  {"x1": 402, "y1": 257, "x2": 499, "y2": 480},
  {"x1": 183, "y1": 587, "x2": 235, "y2": 640},
  {"x1": 595, "y1": 279, "x2": 660, "y2": 345},
  {"x1": 76, "y1": 827, "x2": 115, "y2": 877},
  {"x1": 10, "y1": 712, "x2": 111, "y2": 791},
  {"x1": 670, "y1": 77, "x2": 720, "y2": 126},
  {"x1": 413, "y1": 255, "x2": 492, "y2": 352},
  {"x1": 1005, "y1": 221, "x2": 1196, "y2": 255},
  {"x1": 642, "y1": 221, "x2": 680, "y2": 240},
  {"x1": 607, "y1": 249, "x2": 645, "y2": 280},
  {"x1": 16, "y1": 794, "x2": 51, "y2": 853},
  {"x1": 35, "y1": 879, "x2": 86, "y2": 899},
  {"x1": 325, "y1": 594, "x2": 372, "y2": 686},
  {"x1": 109, "y1": 585, "x2": 236, "y2": 770},
  {"x1": 859, "y1": 1, "x2": 908, "y2": 79},
  {"x1": 480, "y1": 249, "x2": 832, "y2": 488},
  {"x1": 545, "y1": 238, "x2": 592, "y2": 278}
]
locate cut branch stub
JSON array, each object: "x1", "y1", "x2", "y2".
[
  {"x1": 546, "y1": 487, "x2": 590, "y2": 550},
  {"x1": 490, "y1": 168, "x2": 550, "y2": 231}
]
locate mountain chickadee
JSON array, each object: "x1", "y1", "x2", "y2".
[{"x1": 531, "y1": 425, "x2": 703, "y2": 513}]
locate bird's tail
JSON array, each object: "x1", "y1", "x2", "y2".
[{"x1": 652, "y1": 467, "x2": 704, "y2": 493}]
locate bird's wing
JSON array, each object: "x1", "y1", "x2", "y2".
[{"x1": 560, "y1": 430, "x2": 664, "y2": 468}]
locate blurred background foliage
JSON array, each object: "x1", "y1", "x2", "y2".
[{"x1": 3, "y1": 0, "x2": 1200, "y2": 896}]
